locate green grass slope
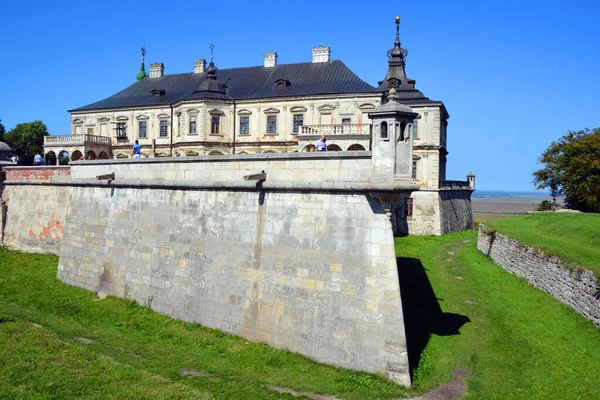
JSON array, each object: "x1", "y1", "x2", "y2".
[{"x1": 484, "y1": 213, "x2": 600, "y2": 273}]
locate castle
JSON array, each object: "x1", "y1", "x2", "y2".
[{"x1": 43, "y1": 17, "x2": 473, "y2": 235}]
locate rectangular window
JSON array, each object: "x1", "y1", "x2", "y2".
[
  {"x1": 412, "y1": 161, "x2": 417, "y2": 179},
  {"x1": 404, "y1": 198, "x2": 414, "y2": 219},
  {"x1": 211, "y1": 116, "x2": 220, "y2": 134},
  {"x1": 267, "y1": 115, "x2": 277, "y2": 135},
  {"x1": 138, "y1": 121, "x2": 147, "y2": 138},
  {"x1": 87, "y1": 127, "x2": 94, "y2": 135},
  {"x1": 100, "y1": 124, "x2": 107, "y2": 136},
  {"x1": 342, "y1": 118, "x2": 351, "y2": 124},
  {"x1": 239, "y1": 116, "x2": 249, "y2": 135},
  {"x1": 293, "y1": 114, "x2": 304, "y2": 133},
  {"x1": 189, "y1": 116, "x2": 197, "y2": 135},
  {"x1": 159, "y1": 120, "x2": 168, "y2": 137},
  {"x1": 412, "y1": 120, "x2": 419, "y2": 139},
  {"x1": 115, "y1": 122, "x2": 127, "y2": 143}
]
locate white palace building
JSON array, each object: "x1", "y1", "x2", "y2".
[{"x1": 43, "y1": 17, "x2": 474, "y2": 235}]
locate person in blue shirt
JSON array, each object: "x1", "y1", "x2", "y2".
[
  {"x1": 34, "y1": 153, "x2": 42, "y2": 165},
  {"x1": 132, "y1": 140, "x2": 141, "y2": 158},
  {"x1": 315, "y1": 136, "x2": 327, "y2": 152}
]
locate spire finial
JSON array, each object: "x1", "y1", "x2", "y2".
[
  {"x1": 136, "y1": 46, "x2": 149, "y2": 81},
  {"x1": 210, "y1": 44, "x2": 214, "y2": 63},
  {"x1": 140, "y1": 47, "x2": 146, "y2": 63},
  {"x1": 395, "y1": 16, "x2": 400, "y2": 44}
]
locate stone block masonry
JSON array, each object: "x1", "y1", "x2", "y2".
[
  {"x1": 57, "y1": 184, "x2": 411, "y2": 386},
  {"x1": 477, "y1": 224, "x2": 600, "y2": 326}
]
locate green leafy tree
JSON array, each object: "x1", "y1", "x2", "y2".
[
  {"x1": 533, "y1": 127, "x2": 600, "y2": 212},
  {"x1": 4, "y1": 120, "x2": 48, "y2": 164},
  {"x1": 0, "y1": 119, "x2": 5, "y2": 141}
]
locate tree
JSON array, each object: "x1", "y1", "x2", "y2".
[
  {"x1": 0, "y1": 119, "x2": 5, "y2": 142},
  {"x1": 4, "y1": 120, "x2": 48, "y2": 164},
  {"x1": 533, "y1": 127, "x2": 600, "y2": 212}
]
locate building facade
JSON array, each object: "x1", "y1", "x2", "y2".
[{"x1": 43, "y1": 17, "x2": 474, "y2": 235}]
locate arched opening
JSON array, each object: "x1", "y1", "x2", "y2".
[
  {"x1": 326, "y1": 144, "x2": 342, "y2": 152},
  {"x1": 347, "y1": 144, "x2": 366, "y2": 151},
  {"x1": 71, "y1": 150, "x2": 83, "y2": 161},
  {"x1": 238, "y1": 151, "x2": 248, "y2": 155},
  {"x1": 86, "y1": 151, "x2": 97, "y2": 160},
  {"x1": 400, "y1": 121, "x2": 407, "y2": 141},
  {"x1": 262, "y1": 150, "x2": 277, "y2": 154},
  {"x1": 58, "y1": 150, "x2": 70, "y2": 165},
  {"x1": 98, "y1": 151, "x2": 110, "y2": 159},
  {"x1": 381, "y1": 121, "x2": 388, "y2": 139},
  {"x1": 45, "y1": 151, "x2": 57, "y2": 165},
  {"x1": 208, "y1": 150, "x2": 224, "y2": 156},
  {"x1": 302, "y1": 144, "x2": 315, "y2": 152}
]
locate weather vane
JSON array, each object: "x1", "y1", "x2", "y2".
[
  {"x1": 210, "y1": 44, "x2": 214, "y2": 63},
  {"x1": 140, "y1": 47, "x2": 146, "y2": 63}
]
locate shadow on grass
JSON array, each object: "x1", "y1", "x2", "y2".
[{"x1": 397, "y1": 256, "x2": 471, "y2": 378}]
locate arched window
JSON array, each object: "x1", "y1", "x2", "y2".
[{"x1": 381, "y1": 121, "x2": 388, "y2": 139}]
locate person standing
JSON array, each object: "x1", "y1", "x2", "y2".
[
  {"x1": 34, "y1": 153, "x2": 42, "y2": 166},
  {"x1": 315, "y1": 135, "x2": 327, "y2": 152},
  {"x1": 132, "y1": 140, "x2": 141, "y2": 158}
]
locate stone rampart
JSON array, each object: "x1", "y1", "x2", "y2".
[
  {"x1": 477, "y1": 224, "x2": 600, "y2": 326},
  {"x1": 1, "y1": 166, "x2": 71, "y2": 254},
  {"x1": 440, "y1": 189, "x2": 474, "y2": 234},
  {"x1": 2, "y1": 152, "x2": 414, "y2": 386}
]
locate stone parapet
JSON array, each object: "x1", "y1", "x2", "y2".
[{"x1": 477, "y1": 224, "x2": 600, "y2": 326}]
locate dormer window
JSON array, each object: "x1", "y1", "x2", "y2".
[
  {"x1": 150, "y1": 89, "x2": 166, "y2": 97},
  {"x1": 274, "y1": 79, "x2": 291, "y2": 87}
]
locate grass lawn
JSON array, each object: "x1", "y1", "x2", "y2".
[
  {"x1": 482, "y1": 212, "x2": 600, "y2": 273},
  {"x1": 473, "y1": 212, "x2": 515, "y2": 225},
  {"x1": 397, "y1": 231, "x2": 600, "y2": 399},
  {"x1": 2, "y1": 229, "x2": 600, "y2": 399}
]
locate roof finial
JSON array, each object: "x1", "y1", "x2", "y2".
[
  {"x1": 395, "y1": 16, "x2": 400, "y2": 44},
  {"x1": 136, "y1": 46, "x2": 149, "y2": 81},
  {"x1": 210, "y1": 44, "x2": 214, "y2": 63}
]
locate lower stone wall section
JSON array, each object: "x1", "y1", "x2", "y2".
[
  {"x1": 477, "y1": 225, "x2": 600, "y2": 326},
  {"x1": 440, "y1": 190, "x2": 474, "y2": 234},
  {"x1": 1, "y1": 185, "x2": 69, "y2": 254},
  {"x1": 57, "y1": 185, "x2": 411, "y2": 386}
]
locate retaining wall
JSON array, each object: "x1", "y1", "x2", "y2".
[
  {"x1": 1, "y1": 166, "x2": 71, "y2": 254},
  {"x1": 477, "y1": 224, "x2": 600, "y2": 326}
]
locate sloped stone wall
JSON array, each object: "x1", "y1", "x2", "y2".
[{"x1": 477, "y1": 224, "x2": 600, "y2": 326}]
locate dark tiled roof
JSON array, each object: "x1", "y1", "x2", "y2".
[{"x1": 71, "y1": 60, "x2": 379, "y2": 112}]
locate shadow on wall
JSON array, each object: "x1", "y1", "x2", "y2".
[{"x1": 397, "y1": 256, "x2": 471, "y2": 378}]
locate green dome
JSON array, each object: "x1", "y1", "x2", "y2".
[{"x1": 136, "y1": 63, "x2": 148, "y2": 81}]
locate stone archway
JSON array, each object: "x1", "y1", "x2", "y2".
[
  {"x1": 71, "y1": 150, "x2": 83, "y2": 161},
  {"x1": 347, "y1": 144, "x2": 366, "y2": 151},
  {"x1": 326, "y1": 144, "x2": 342, "y2": 152},
  {"x1": 86, "y1": 150, "x2": 97, "y2": 160},
  {"x1": 98, "y1": 151, "x2": 110, "y2": 159},
  {"x1": 208, "y1": 150, "x2": 224, "y2": 156},
  {"x1": 302, "y1": 144, "x2": 315, "y2": 152},
  {"x1": 58, "y1": 150, "x2": 70, "y2": 165},
  {"x1": 45, "y1": 151, "x2": 57, "y2": 165}
]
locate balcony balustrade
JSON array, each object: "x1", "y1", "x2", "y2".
[
  {"x1": 44, "y1": 134, "x2": 112, "y2": 146},
  {"x1": 299, "y1": 124, "x2": 371, "y2": 136},
  {"x1": 441, "y1": 180, "x2": 470, "y2": 189}
]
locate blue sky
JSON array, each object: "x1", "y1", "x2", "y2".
[{"x1": 1, "y1": 0, "x2": 599, "y2": 191}]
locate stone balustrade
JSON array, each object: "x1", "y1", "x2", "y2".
[
  {"x1": 441, "y1": 180, "x2": 470, "y2": 189},
  {"x1": 44, "y1": 134, "x2": 111, "y2": 145},
  {"x1": 299, "y1": 124, "x2": 371, "y2": 136}
]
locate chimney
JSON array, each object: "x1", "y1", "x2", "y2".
[
  {"x1": 312, "y1": 46, "x2": 330, "y2": 63},
  {"x1": 194, "y1": 59, "x2": 206, "y2": 73},
  {"x1": 264, "y1": 52, "x2": 278, "y2": 67},
  {"x1": 149, "y1": 63, "x2": 164, "y2": 78}
]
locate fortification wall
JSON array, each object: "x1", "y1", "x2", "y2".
[
  {"x1": 57, "y1": 183, "x2": 411, "y2": 385},
  {"x1": 440, "y1": 189, "x2": 474, "y2": 234},
  {"x1": 477, "y1": 225, "x2": 600, "y2": 326},
  {"x1": 1, "y1": 166, "x2": 71, "y2": 254},
  {"x1": 406, "y1": 190, "x2": 441, "y2": 235}
]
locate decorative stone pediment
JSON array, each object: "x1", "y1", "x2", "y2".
[
  {"x1": 115, "y1": 153, "x2": 129, "y2": 158},
  {"x1": 263, "y1": 107, "x2": 280, "y2": 114},
  {"x1": 358, "y1": 103, "x2": 376, "y2": 111},
  {"x1": 237, "y1": 109, "x2": 252, "y2": 116},
  {"x1": 208, "y1": 108, "x2": 225, "y2": 116},
  {"x1": 156, "y1": 114, "x2": 170, "y2": 120},
  {"x1": 187, "y1": 108, "x2": 199, "y2": 115},
  {"x1": 98, "y1": 117, "x2": 110, "y2": 123},
  {"x1": 185, "y1": 150, "x2": 200, "y2": 156},
  {"x1": 73, "y1": 118, "x2": 84, "y2": 124},
  {"x1": 317, "y1": 104, "x2": 335, "y2": 113},
  {"x1": 136, "y1": 115, "x2": 149, "y2": 120},
  {"x1": 116, "y1": 116, "x2": 129, "y2": 121},
  {"x1": 289, "y1": 106, "x2": 307, "y2": 113}
]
